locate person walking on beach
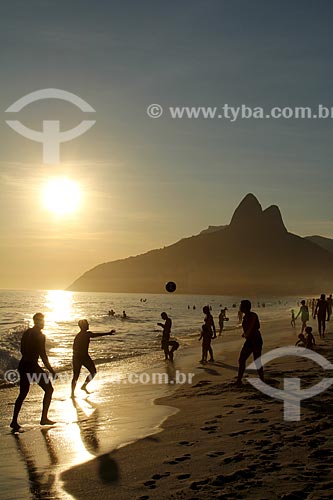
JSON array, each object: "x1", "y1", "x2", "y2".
[
  {"x1": 199, "y1": 324, "x2": 212, "y2": 364},
  {"x1": 71, "y1": 319, "x2": 115, "y2": 398},
  {"x1": 295, "y1": 300, "x2": 309, "y2": 333},
  {"x1": 203, "y1": 305, "x2": 216, "y2": 362},
  {"x1": 314, "y1": 294, "x2": 329, "y2": 339},
  {"x1": 236, "y1": 300, "x2": 264, "y2": 386},
  {"x1": 157, "y1": 312, "x2": 179, "y2": 361},
  {"x1": 290, "y1": 309, "x2": 296, "y2": 328},
  {"x1": 10, "y1": 313, "x2": 56, "y2": 432}
]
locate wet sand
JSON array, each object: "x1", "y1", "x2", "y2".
[
  {"x1": 2, "y1": 318, "x2": 332, "y2": 500},
  {"x1": 61, "y1": 319, "x2": 333, "y2": 500}
]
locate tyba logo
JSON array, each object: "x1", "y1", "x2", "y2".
[
  {"x1": 5, "y1": 88, "x2": 96, "y2": 164},
  {"x1": 246, "y1": 347, "x2": 333, "y2": 421}
]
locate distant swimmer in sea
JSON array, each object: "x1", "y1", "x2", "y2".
[
  {"x1": 71, "y1": 319, "x2": 115, "y2": 398},
  {"x1": 122, "y1": 310, "x2": 127, "y2": 319},
  {"x1": 290, "y1": 309, "x2": 296, "y2": 328},
  {"x1": 157, "y1": 312, "x2": 179, "y2": 362},
  {"x1": 199, "y1": 324, "x2": 211, "y2": 364},
  {"x1": 108, "y1": 309, "x2": 115, "y2": 317},
  {"x1": 295, "y1": 300, "x2": 309, "y2": 333},
  {"x1": 314, "y1": 294, "x2": 329, "y2": 339},
  {"x1": 10, "y1": 313, "x2": 56, "y2": 432},
  {"x1": 203, "y1": 306, "x2": 216, "y2": 362},
  {"x1": 236, "y1": 300, "x2": 264, "y2": 387}
]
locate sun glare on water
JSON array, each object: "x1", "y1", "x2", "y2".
[{"x1": 43, "y1": 177, "x2": 81, "y2": 215}]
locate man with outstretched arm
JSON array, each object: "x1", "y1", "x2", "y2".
[{"x1": 71, "y1": 319, "x2": 115, "y2": 398}]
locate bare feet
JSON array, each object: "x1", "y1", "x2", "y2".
[
  {"x1": 81, "y1": 385, "x2": 90, "y2": 394},
  {"x1": 10, "y1": 421, "x2": 21, "y2": 432},
  {"x1": 40, "y1": 418, "x2": 56, "y2": 426}
]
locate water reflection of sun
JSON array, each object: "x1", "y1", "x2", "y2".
[{"x1": 44, "y1": 290, "x2": 75, "y2": 329}]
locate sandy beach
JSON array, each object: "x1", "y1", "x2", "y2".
[
  {"x1": 1, "y1": 316, "x2": 333, "y2": 500},
  {"x1": 61, "y1": 318, "x2": 333, "y2": 500}
]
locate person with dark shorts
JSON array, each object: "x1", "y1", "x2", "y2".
[
  {"x1": 314, "y1": 294, "x2": 329, "y2": 339},
  {"x1": 71, "y1": 319, "x2": 115, "y2": 398},
  {"x1": 157, "y1": 312, "x2": 179, "y2": 361},
  {"x1": 10, "y1": 313, "x2": 56, "y2": 432},
  {"x1": 236, "y1": 300, "x2": 264, "y2": 386}
]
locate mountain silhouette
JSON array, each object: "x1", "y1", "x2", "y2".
[
  {"x1": 68, "y1": 194, "x2": 333, "y2": 295},
  {"x1": 305, "y1": 235, "x2": 333, "y2": 254}
]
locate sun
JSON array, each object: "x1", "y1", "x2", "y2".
[{"x1": 43, "y1": 177, "x2": 81, "y2": 215}]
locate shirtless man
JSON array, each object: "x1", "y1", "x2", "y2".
[
  {"x1": 10, "y1": 313, "x2": 56, "y2": 432},
  {"x1": 236, "y1": 300, "x2": 264, "y2": 386},
  {"x1": 157, "y1": 312, "x2": 179, "y2": 361},
  {"x1": 314, "y1": 294, "x2": 329, "y2": 339},
  {"x1": 71, "y1": 319, "x2": 115, "y2": 398}
]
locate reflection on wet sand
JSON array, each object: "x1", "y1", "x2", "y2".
[{"x1": 13, "y1": 429, "x2": 60, "y2": 500}]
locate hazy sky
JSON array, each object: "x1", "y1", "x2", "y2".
[{"x1": 1, "y1": 0, "x2": 332, "y2": 289}]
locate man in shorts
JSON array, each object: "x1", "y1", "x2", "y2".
[
  {"x1": 236, "y1": 300, "x2": 264, "y2": 386},
  {"x1": 10, "y1": 313, "x2": 56, "y2": 432}
]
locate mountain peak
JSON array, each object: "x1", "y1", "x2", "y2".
[
  {"x1": 230, "y1": 194, "x2": 287, "y2": 233},
  {"x1": 230, "y1": 193, "x2": 262, "y2": 227}
]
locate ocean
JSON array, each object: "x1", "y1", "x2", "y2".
[{"x1": 0, "y1": 289, "x2": 297, "y2": 385}]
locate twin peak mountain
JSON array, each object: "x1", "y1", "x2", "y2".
[{"x1": 68, "y1": 194, "x2": 332, "y2": 295}]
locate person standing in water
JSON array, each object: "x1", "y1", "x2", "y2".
[
  {"x1": 157, "y1": 312, "x2": 179, "y2": 361},
  {"x1": 236, "y1": 300, "x2": 264, "y2": 386},
  {"x1": 295, "y1": 300, "x2": 309, "y2": 333},
  {"x1": 71, "y1": 319, "x2": 115, "y2": 398},
  {"x1": 203, "y1": 306, "x2": 216, "y2": 362},
  {"x1": 10, "y1": 313, "x2": 56, "y2": 432}
]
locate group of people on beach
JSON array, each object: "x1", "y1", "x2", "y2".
[
  {"x1": 16, "y1": 291, "x2": 332, "y2": 432},
  {"x1": 292, "y1": 293, "x2": 332, "y2": 339}
]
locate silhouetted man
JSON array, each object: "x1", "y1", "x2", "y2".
[
  {"x1": 236, "y1": 300, "x2": 264, "y2": 386},
  {"x1": 10, "y1": 313, "x2": 56, "y2": 432},
  {"x1": 157, "y1": 312, "x2": 179, "y2": 361},
  {"x1": 71, "y1": 319, "x2": 115, "y2": 398},
  {"x1": 314, "y1": 294, "x2": 329, "y2": 338}
]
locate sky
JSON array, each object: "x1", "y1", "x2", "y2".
[{"x1": 0, "y1": 0, "x2": 333, "y2": 290}]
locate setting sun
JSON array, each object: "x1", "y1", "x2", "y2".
[{"x1": 42, "y1": 177, "x2": 81, "y2": 215}]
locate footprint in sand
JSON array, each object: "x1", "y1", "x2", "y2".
[
  {"x1": 190, "y1": 479, "x2": 209, "y2": 490},
  {"x1": 178, "y1": 440, "x2": 195, "y2": 447},
  {"x1": 192, "y1": 380, "x2": 211, "y2": 388},
  {"x1": 200, "y1": 425, "x2": 218, "y2": 433},
  {"x1": 165, "y1": 455, "x2": 191, "y2": 465},
  {"x1": 151, "y1": 472, "x2": 170, "y2": 480},
  {"x1": 207, "y1": 451, "x2": 225, "y2": 458},
  {"x1": 143, "y1": 480, "x2": 156, "y2": 489},
  {"x1": 229, "y1": 429, "x2": 252, "y2": 437},
  {"x1": 177, "y1": 473, "x2": 191, "y2": 480}
]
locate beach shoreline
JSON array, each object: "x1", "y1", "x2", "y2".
[{"x1": 2, "y1": 315, "x2": 332, "y2": 500}]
